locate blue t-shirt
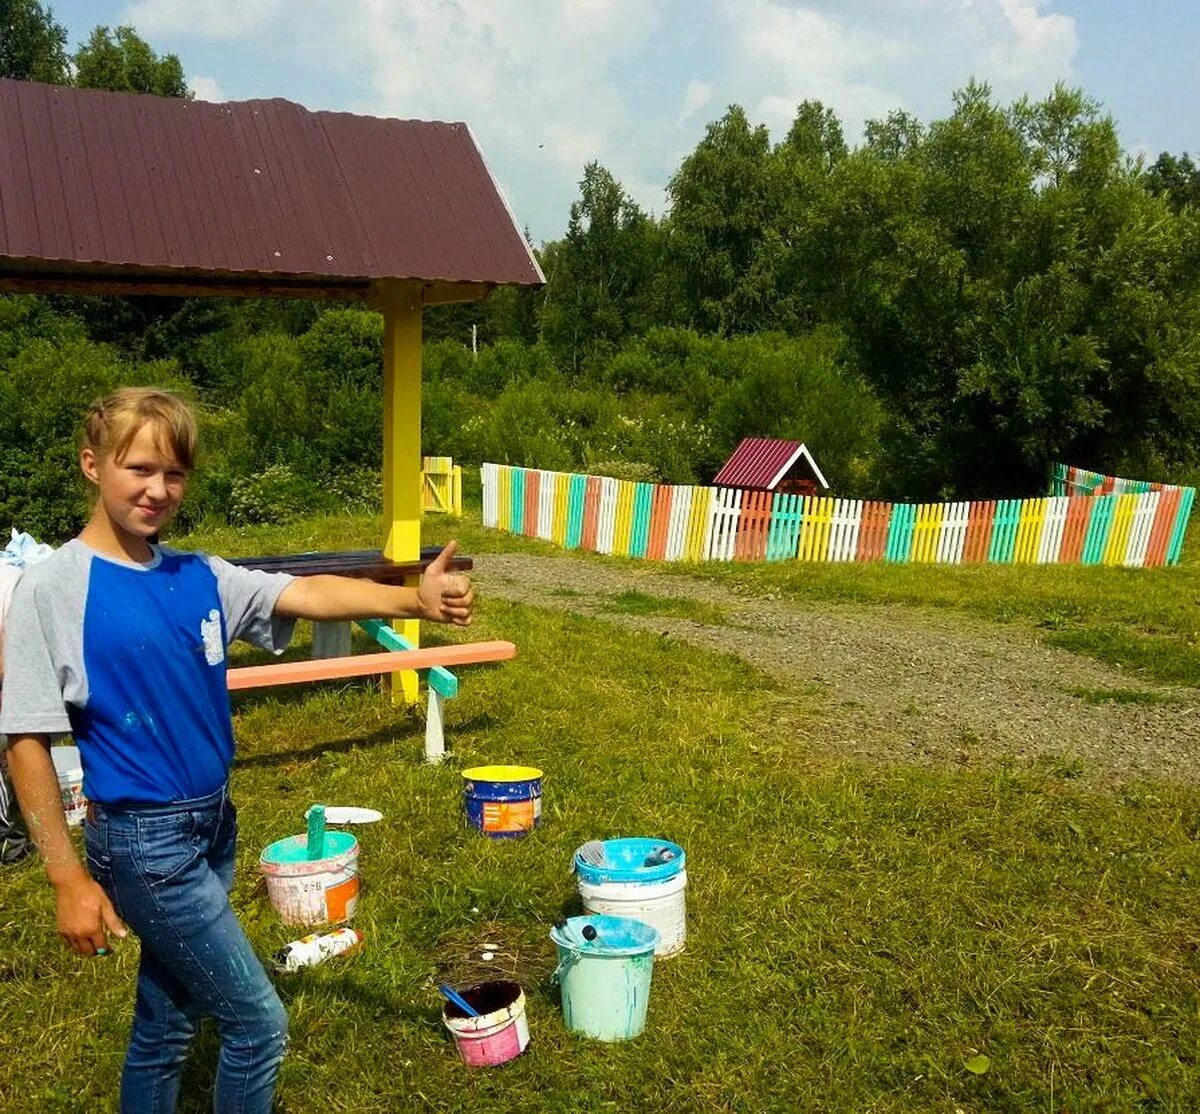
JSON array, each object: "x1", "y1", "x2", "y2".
[{"x1": 0, "y1": 540, "x2": 294, "y2": 804}]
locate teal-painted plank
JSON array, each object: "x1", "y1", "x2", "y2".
[
  {"x1": 630, "y1": 482, "x2": 653, "y2": 557},
  {"x1": 886, "y1": 504, "x2": 913, "y2": 563},
  {"x1": 356, "y1": 619, "x2": 458, "y2": 698},
  {"x1": 511, "y1": 468, "x2": 525, "y2": 535},
  {"x1": 1166, "y1": 487, "x2": 1196, "y2": 565},
  {"x1": 1081, "y1": 495, "x2": 1112, "y2": 565},
  {"x1": 566, "y1": 473, "x2": 587, "y2": 548},
  {"x1": 767, "y1": 492, "x2": 799, "y2": 561},
  {"x1": 988, "y1": 500, "x2": 1015, "y2": 563}
]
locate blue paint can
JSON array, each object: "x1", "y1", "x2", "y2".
[{"x1": 462, "y1": 765, "x2": 543, "y2": 838}]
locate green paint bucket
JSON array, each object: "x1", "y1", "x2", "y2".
[{"x1": 550, "y1": 914, "x2": 659, "y2": 1041}]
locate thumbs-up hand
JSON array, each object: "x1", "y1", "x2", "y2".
[{"x1": 418, "y1": 541, "x2": 474, "y2": 626}]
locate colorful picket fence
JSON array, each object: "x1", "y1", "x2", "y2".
[
  {"x1": 481, "y1": 463, "x2": 1195, "y2": 568},
  {"x1": 1049, "y1": 462, "x2": 1175, "y2": 497}
]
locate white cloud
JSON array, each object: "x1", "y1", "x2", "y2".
[
  {"x1": 312, "y1": 0, "x2": 669, "y2": 233},
  {"x1": 189, "y1": 75, "x2": 225, "y2": 102},
  {"x1": 120, "y1": 0, "x2": 284, "y2": 40},
  {"x1": 677, "y1": 79, "x2": 712, "y2": 127},
  {"x1": 722, "y1": 1, "x2": 1077, "y2": 143}
]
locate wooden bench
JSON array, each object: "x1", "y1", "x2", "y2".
[
  {"x1": 226, "y1": 548, "x2": 505, "y2": 762},
  {"x1": 229, "y1": 547, "x2": 473, "y2": 657}
]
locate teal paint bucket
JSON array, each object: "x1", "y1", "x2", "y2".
[{"x1": 550, "y1": 914, "x2": 660, "y2": 1041}]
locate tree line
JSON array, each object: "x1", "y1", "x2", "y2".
[{"x1": 3, "y1": 0, "x2": 1200, "y2": 540}]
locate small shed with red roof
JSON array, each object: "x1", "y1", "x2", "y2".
[{"x1": 712, "y1": 438, "x2": 829, "y2": 496}]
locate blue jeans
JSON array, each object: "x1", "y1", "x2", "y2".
[{"x1": 84, "y1": 785, "x2": 287, "y2": 1113}]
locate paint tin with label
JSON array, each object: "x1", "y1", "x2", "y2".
[{"x1": 462, "y1": 766, "x2": 543, "y2": 839}]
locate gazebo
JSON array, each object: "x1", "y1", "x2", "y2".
[{"x1": 0, "y1": 77, "x2": 543, "y2": 705}]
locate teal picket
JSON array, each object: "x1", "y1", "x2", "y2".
[
  {"x1": 1166, "y1": 487, "x2": 1196, "y2": 565},
  {"x1": 511, "y1": 468, "x2": 525, "y2": 535},
  {"x1": 885, "y1": 504, "x2": 914, "y2": 562},
  {"x1": 988, "y1": 500, "x2": 1017, "y2": 563},
  {"x1": 566, "y1": 473, "x2": 587, "y2": 548},
  {"x1": 1080, "y1": 495, "x2": 1114, "y2": 564},
  {"x1": 768, "y1": 493, "x2": 802, "y2": 560},
  {"x1": 627, "y1": 482, "x2": 651, "y2": 557}
]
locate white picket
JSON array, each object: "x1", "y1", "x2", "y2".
[
  {"x1": 934, "y1": 503, "x2": 954, "y2": 564},
  {"x1": 597, "y1": 476, "x2": 617, "y2": 555},
  {"x1": 535, "y1": 470, "x2": 552, "y2": 540},
  {"x1": 666, "y1": 485, "x2": 691, "y2": 562},
  {"x1": 951, "y1": 501, "x2": 970, "y2": 565},
  {"x1": 1035, "y1": 496, "x2": 1064, "y2": 564},
  {"x1": 481, "y1": 463, "x2": 495, "y2": 528},
  {"x1": 845, "y1": 499, "x2": 863, "y2": 562},
  {"x1": 705, "y1": 487, "x2": 739, "y2": 561},
  {"x1": 1125, "y1": 490, "x2": 1158, "y2": 567},
  {"x1": 828, "y1": 499, "x2": 846, "y2": 561}
]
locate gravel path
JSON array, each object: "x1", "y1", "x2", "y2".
[{"x1": 475, "y1": 553, "x2": 1200, "y2": 783}]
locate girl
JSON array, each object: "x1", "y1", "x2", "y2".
[{"x1": 1, "y1": 388, "x2": 473, "y2": 1112}]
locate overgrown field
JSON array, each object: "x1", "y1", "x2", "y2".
[{"x1": 1, "y1": 513, "x2": 1198, "y2": 1110}]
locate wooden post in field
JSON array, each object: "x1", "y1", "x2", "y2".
[{"x1": 377, "y1": 280, "x2": 423, "y2": 704}]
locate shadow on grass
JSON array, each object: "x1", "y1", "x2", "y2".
[{"x1": 235, "y1": 712, "x2": 502, "y2": 768}]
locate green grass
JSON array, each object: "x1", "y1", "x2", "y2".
[
  {"x1": 3, "y1": 514, "x2": 1199, "y2": 1109},
  {"x1": 600, "y1": 590, "x2": 729, "y2": 626}
]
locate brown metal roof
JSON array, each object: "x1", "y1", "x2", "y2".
[
  {"x1": 0, "y1": 79, "x2": 543, "y2": 297},
  {"x1": 713, "y1": 437, "x2": 829, "y2": 490}
]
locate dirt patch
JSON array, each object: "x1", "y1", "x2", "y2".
[{"x1": 475, "y1": 553, "x2": 1200, "y2": 783}]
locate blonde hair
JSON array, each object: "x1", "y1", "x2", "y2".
[{"x1": 82, "y1": 388, "x2": 198, "y2": 471}]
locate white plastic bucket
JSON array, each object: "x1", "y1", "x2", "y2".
[
  {"x1": 259, "y1": 831, "x2": 360, "y2": 927},
  {"x1": 579, "y1": 869, "x2": 687, "y2": 957},
  {"x1": 442, "y1": 981, "x2": 531, "y2": 1067},
  {"x1": 50, "y1": 746, "x2": 86, "y2": 827}
]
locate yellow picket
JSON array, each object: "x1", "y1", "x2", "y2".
[
  {"x1": 687, "y1": 487, "x2": 711, "y2": 560},
  {"x1": 552, "y1": 473, "x2": 569, "y2": 545},
  {"x1": 498, "y1": 467, "x2": 511, "y2": 532},
  {"x1": 1102, "y1": 493, "x2": 1136, "y2": 565}
]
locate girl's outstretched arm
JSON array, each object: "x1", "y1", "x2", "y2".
[
  {"x1": 273, "y1": 540, "x2": 473, "y2": 626},
  {"x1": 7, "y1": 735, "x2": 126, "y2": 956}
]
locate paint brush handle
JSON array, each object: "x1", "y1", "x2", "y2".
[
  {"x1": 438, "y1": 984, "x2": 481, "y2": 1018},
  {"x1": 306, "y1": 805, "x2": 326, "y2": 860}
]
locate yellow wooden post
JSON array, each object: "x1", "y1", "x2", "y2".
[{"x1": 379, "y1": 281, "x2": 423, "y2": 704}]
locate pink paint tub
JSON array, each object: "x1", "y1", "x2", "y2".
[{"x1": 442, "y1": 980, "x2": 530, "y2": 1067}]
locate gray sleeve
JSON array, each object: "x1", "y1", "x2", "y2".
[
  {"x1": 203, "y1": 555, "x2": 297, "y2": 655},
  {"x1": 0, "y1": 576, "x2": 74, "y2": 741}
]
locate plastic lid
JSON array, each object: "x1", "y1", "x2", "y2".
[
  {"x1": 462, "y1": 765, "x2": 543, "y2": 783},
  {"x1": 574, "y1": 837, "x2": 685, "y2": 884}
]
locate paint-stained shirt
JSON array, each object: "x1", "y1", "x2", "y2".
[{"x1": 0, "y1": 540, "x2": 295, "y2": 805}]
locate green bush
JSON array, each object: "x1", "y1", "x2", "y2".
[
  {"x1": 0, "y1": 333, "x2": 188, "y2": 541},
  {"x1": 228, "y1": 464, "x2": 328, "y2": 526}
]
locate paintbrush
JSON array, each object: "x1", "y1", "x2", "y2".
[{"x1": 438, "y1": 984, "x2": 481, "y2": 1018}]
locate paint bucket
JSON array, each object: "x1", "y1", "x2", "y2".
[
  {"x1": 442, "y1": 980, "x2": 531, "y2": 1067},
  {"x1": 50, "y1": 746, "x2": 86, "y2": 827},
  {"x1": 462, "y1": 765, "x2": 543, "y2": 838},
  {"x1": 259, "y1": 830, "x2": 359, "y2": 926},
  {"x1": 575, "y1": 838, "x2": 687, "y2": 957},
  {"x1": 550, "y1": 914, "x2": 660, "y2": 1041}
]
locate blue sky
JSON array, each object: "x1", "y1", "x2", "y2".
[{"x1": 46, "y1": 1, "x2": 1200, "y2": 245}]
